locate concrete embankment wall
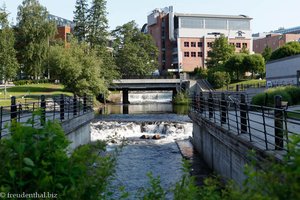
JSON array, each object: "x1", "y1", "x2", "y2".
[
  {"x1": 189, "y1": 112, "x2": 272, "y2": 186},
  {"x1": 61, "y1": 112, "x2": 94, "y2": 150}
]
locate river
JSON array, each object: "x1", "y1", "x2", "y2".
[{"x1": 91, "y1": 92, "x2": 211, "y2": 199}]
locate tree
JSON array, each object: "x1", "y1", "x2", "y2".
[
  {"x1": 224, "y1": 53, "x2": 246, "y2": 81},
  {"x1": 206, "y1": 35, "x2": 235, "y2": 68},
  {"x1": 262, "y1": 46, "x2": 272, "y2": 62},
  {"x1": 47, "y1": 40, "x2": 118, "y2": 96},
  {"x1": 15, "y1": 0, "x2": 56, "y2": 79},
  {"x1": 270, "y1": 41, "x2": 300, "y2": 61},
  {"x1": 207, "y1": 71, "x2": 231, "y2": 89},
  {"x1": 112, "y1": 21, "x2": 158, "y2": 78},
  {"x1": 87, "y1": 0, "x2": 109, "y2": 48},
  {"x1": 243, "y1": 54, "x2": 265, "y2": 79},
  {"x1": 73, "y1": 0, "x2": 89, "y2": 42},
  {"x1": 0, "y1": 8, "x2": 19, "y2": 96}
]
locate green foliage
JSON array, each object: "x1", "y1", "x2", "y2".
[
  {"x1": 13, "y1": 79, "x2": 50, "y2": 85},
  {"x1": 270, "y1": 41, "x2": 300, "y2": 61},
  {"x1": 0, "y1": 120, "x2": 115, "y2": 200},
  {"x1": 112, "y1": 21, "x2": 158, "y2": 78},
  {"x1": 136, "y1": 172, "x2": 166, "y2": 200},
  {"x1": 173, "y1": 91, "x2": 190, "y2": 105},
  {"x1": 224, "y1": 53, "x2": 246, "y2": 81},
  {"x1": 206, "y1": 35, "x2": 235, "y2": 68},
  {"x1": 243, "y1": 54, "x2": 265, "y2": 78},
  {"x1": 15, "y1": 0, "x2": 56, "y2": 79},
  {"x1": 47, "y1": 40, "x2": 117, "y2": 96},
  {"x1": 173, "y1": 160, "x2": 201, "y2": 200},
  {"x1": 87, "y1": 0, "x2": 109, "y2": 47},
  {"x1": 0, "y1": 8, "x2": 19, "y2": 83},
  {"x1": 73, "y1": 0, "x2": 89, "y2": 42},
  {"x1": 251, "y1": 86, "x2": 300, "y2": 106},
  {"x1": 208, "y1": 70, "x2": 231, "y2": 89},
  {"x1": 262, "y1": 46, "x2": 272, "y2": 62},
  {"x1": 193, "y1": 67, "x2": 208, "y2": 79}
]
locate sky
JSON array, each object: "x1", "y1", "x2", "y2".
[{"x1": 0, "y1": 0, "x2": 300, "y2": 33}]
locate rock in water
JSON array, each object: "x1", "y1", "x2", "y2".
[{"x1": 152, "y1": 134, "x2": 161, "y2": 140}]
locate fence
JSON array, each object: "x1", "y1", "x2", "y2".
[
  {"x1": 0, "y1": 94, "x2": 93, "y2": 139},
  {"x1": 190, "y1": 92, "x2": 300, "y2": 153}
]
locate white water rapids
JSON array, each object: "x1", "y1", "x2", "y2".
[{"x1": 91, "y1": 117, "x2": 193, "y2": 199}]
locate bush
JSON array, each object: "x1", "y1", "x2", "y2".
[
  {"x1": 13, "y1": 79, "x2": 50, "y2": 86},
  {"x1": 0, "y1": 120, "x2": 115, "y2": 200},
  {"x1": 173, "y1": 91, "x2": 190, "y2": 105},
  {"x1": 251, "y1": 86, "x2": 300, "y2": 106},
  {"x1": 208, "y1": 71, "x2": 231, "y2": 89}
]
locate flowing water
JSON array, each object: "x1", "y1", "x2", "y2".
[{"x1": 91, "y1": 91, "x2": 211, "y2": 199}]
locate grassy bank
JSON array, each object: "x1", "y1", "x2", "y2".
[
  {"x1": 0, "y1": 83, "x2": 72, "y2": 106},
  {"x1": 218, "y1": 79, "x2": 266, "y2": 91}
]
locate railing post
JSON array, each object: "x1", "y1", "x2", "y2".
[
  {"x1": 40, "y1": 95, "x2": 46, "y2": 126},
  {"x1": 221, "y1": 93, "x2": 227, "y2": 124},
  {"x1": 60, "y1": 94, "x2": 65, "y2": 121},
  {"x1": 208, "y1": 92, "x2": 213, "y2": 119},
  {"x1": 83, "y1": 94, "x2": 87, "y2": 113},
  {"x1": 196, "y1": 94, "x2": 200, "y2": 112},
  {"x1": 274, "y1": 95, "x2": 284, "y2": 150},
  {"x1": 73, "y1": 94, "x2": 78, "y2": 116},
  {"x1": 200, "y1": 92, "x2": 204, "y2": 113},
  {"x1": 11, "y1": 96, "x2": 17, "y2": 122},
  {"x1": 240, "y1": 94, "x2": 247, "y2": 134},
  {"x1": 0, "y1": 106, "x2": 2, "y2": 138}
]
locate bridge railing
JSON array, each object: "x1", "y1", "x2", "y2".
[
  {"x1": 190, "y1": 92, "x2": 300, "y2": 153},
  {"x1": 0, "y1": 94, "x2": 93, "y2": 139}
]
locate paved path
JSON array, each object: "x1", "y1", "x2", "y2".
[{"x1": 191, "y1": 108, "x2": 300, "y2": 158}]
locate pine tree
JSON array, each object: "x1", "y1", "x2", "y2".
[
  {"x1": 73, "y1": 0, "x2": 88, "y2": 42},
  {"x1": 87, "y1": 0, "x2": 109, "y2": 48}
]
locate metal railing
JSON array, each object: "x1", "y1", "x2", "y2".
[
  {"x1": 190, "y1": 92, "x2": 300, "y2": 153},
  {"x1": 0, "y1": 94, "x2": 93, "y2": 139}
]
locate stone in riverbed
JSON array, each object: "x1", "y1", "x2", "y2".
[
  {"x1": 140, "y1": 135, "x2": 150, "y2": 139},
  {"x1": 152, "y1": 134, "x2": 161, "y2": 140}
]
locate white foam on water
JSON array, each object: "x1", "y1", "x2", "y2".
[{"x1": 91, "y1": 121, "x2": 193, "y2": 145}]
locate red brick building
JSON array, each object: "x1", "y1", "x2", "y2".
[
  {"x1": 147, "y1": 6, "x2": 252, "y2": 75},
  {"x1": 253, "y1": 33, "x2": 300, "y2": 53}
]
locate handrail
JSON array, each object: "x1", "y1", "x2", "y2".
[
  {"x1": 189, "y1": 92, "x2": 300, "y2": 153},
  {"x1": 0, "y1": 94, "x2": 93, "y2": 139}
]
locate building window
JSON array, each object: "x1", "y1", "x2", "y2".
[
  {"x1": 191, "y1": 42, "x2": 196, "y2": 47},
  {"x1": 207, "y1": 42, "x2": 213, "y2": 47},
  {"x1": 230, "y1": 42, "x2": 235, "y2": 46},
  {"x1": 242, "y1": 43, "x2": 247, "y2": 48},
  {"x1": 198, "y1": 52, "x2": 203, "y2": 57},
  {"x1": 191, "y1": 52, "x2": 196, "y2": 57},
  {"x1": 184, "y1": 52, "x2": 189, "y2": 57},
  {"x1": 198, "y1": 42, "x2": 203, "y2": 47},
  {"x1": 236, "y1": 43, "x2": 241, "y2": 48},
  {"x1": 184, "y1": 42, "x2": 189, "y2": 47}
]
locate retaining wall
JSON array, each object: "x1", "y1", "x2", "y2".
[
  {"x1": 61, "y1": 112, "x2": 94, "y2": 151},
  {"x1": 189, "y1": 112, "x2": 275, "y2": 186}
]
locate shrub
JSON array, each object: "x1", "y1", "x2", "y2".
[
  {"x1": 208, "y1": 71, "x2": 231, "y2": 89},
  {"x1": 251, "y1": 86, "x2": 299, "y2": 106},
  {"x1": 0, "y1": 120, "x2": 115, "y2": 200},
  {"x1": 13, "y1": 79, "x2": 50, "y2": 86},
  {"x1": 173, "y1": 91, "x2": 190, "y2": 105}
]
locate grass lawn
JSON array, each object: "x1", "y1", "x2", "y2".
[
  {"x1": 218, "y1": 79, "x2": 266, "y2": 91},
  {"x1": 287, "y1": 110, "x2": 300, "y2": 120},
  {"x1": 0, "y1": 84, "x2": 73, "y2": 106}
]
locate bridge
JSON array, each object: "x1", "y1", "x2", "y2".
[
  {"x1": 189, "y1": 91, "x2": 300, "y2": 186},
  {"x1": 109, "y1": 79, "x2": 190, "y2": 103}
]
